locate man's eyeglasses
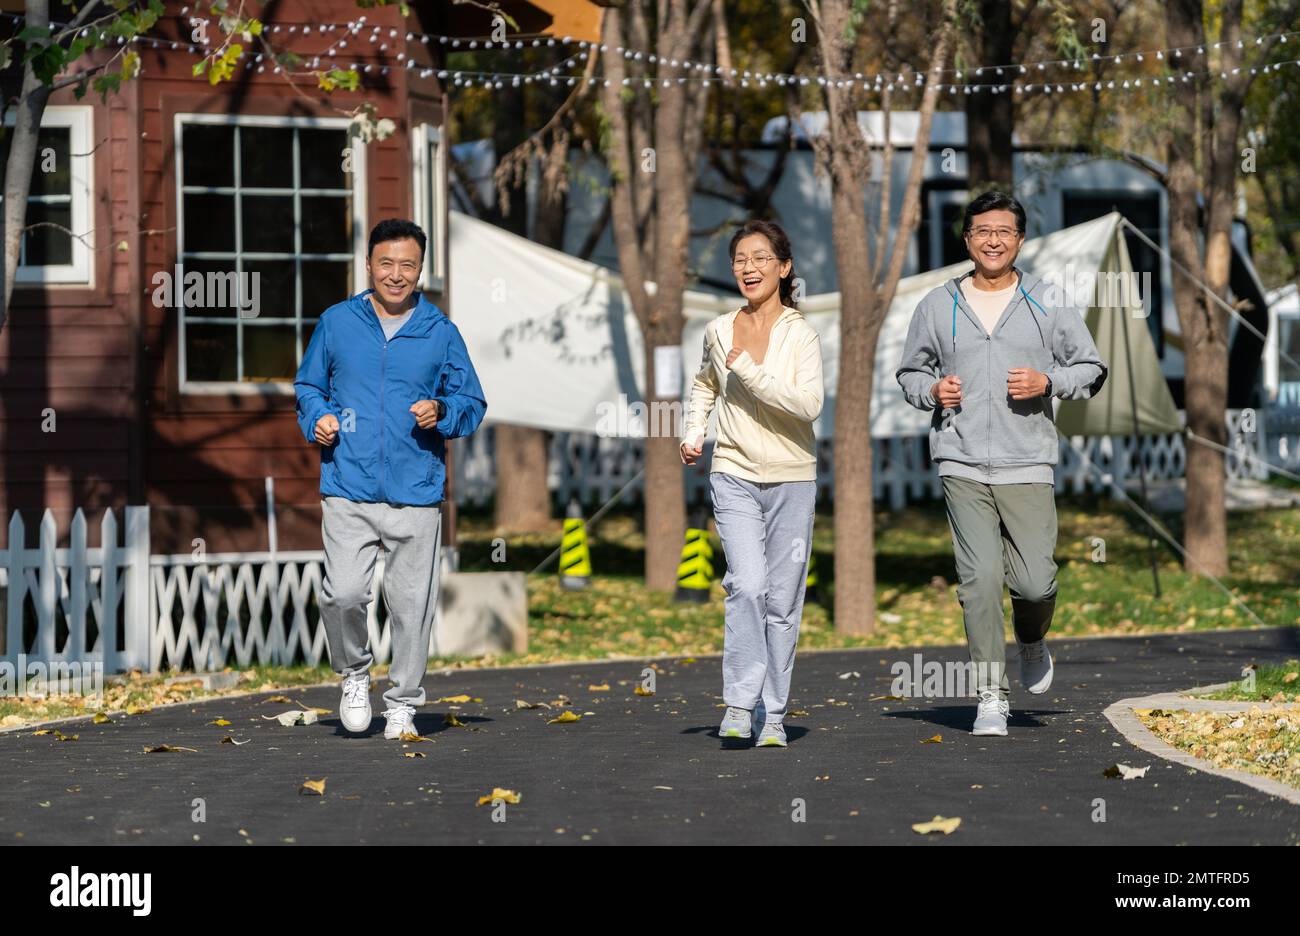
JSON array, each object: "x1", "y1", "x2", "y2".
[
  {"x1": 966, "y1": 227, "x2": 1021, "y2": 242},
  {"x1": 732, "y1": 254, "x2": 776, "y2": 271}
]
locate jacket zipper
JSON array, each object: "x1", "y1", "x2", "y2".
[{"x1": 379, "y1": 335, "x2": 387, "y2": 503}]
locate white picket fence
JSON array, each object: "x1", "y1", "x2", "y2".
[
  {"x1": 1, "y1": 508, "x2": 150, "y2": 674},
  {"x1": 455, "y1": 410, "x2": 1271, "y2": 510},
  {"x1": 0, "y1": 507, "x2": 411, "y2": 676}
]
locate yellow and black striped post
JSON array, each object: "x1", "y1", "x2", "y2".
[
  {"x1": 559, "y1": 501, "x2": 592, "y2": 591},
  {"x1": 674, "y1": 513, "x2": 714, "y2": 603},
  {"x1": 804, "y1": 550, "x2": 820, "y2": 605}
]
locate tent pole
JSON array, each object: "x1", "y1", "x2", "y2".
[{"x1": 1120, "y1": 284, "x2": 1162, "y2": 597}]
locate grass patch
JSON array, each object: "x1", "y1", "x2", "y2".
[
  {"x1": 450, "y1": 498, "x2": 1300, "y2": 666},
  {"x1": 1193, "y1": 659, "x2": 1300, "y2": 702}
]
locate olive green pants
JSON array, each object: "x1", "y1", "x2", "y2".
[{"x1": 941, "y1": 477, "x2": 1058, "y2": 699}]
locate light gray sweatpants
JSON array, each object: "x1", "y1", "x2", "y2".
[
  {"x1": 320, "y1": 495, "x2": 442, "y2": 709},
  {"x1": 709, "y1": 472, "x2": 816, "y2": 723}
]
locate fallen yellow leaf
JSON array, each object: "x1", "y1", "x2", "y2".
[
  {"x1": 208, "y1": 718, "x2": 232, "y2": 727},
  {"x1": 437, "y1": 694, "x2": 473, "y2": 704},
  {"x1": 142, "y1": 744, "x2": 197, "y2": 753},
  {"x1": 403, "y1": 751, "x2": 426, "y2": 758},
  {"x1": 922, "y1": 734, "x2": 943, "y2": 744},
  {"x1": 301, "y1": 778, "x2": 326, "y2": 796},
  {"x1": 547, "y1": 711, "x2": 582, "y2": 724},
  {"x1": 634, "y1": 686, "x2": 654, "y2": 697},
  {"x1": 912, "y1": 815, "x2": 961, "y2": 835},
  {"x1": 92, "y1": 713, "x2": 111, "y2": 725},
  {"x1": 588, "y1": 684, "x2": 610, "y2": 692},
  {"x1": 476, "y1": 788, "x2": 521, "y2": 806}
]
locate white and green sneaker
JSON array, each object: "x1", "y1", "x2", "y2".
[
  {"x1": 756, "y1": 722, "x2": 787, "y2": 747},
  {"x1": 719, "y1": 706, "x2": 753, "y2": 739}
]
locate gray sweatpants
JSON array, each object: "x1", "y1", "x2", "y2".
[
  {"x1": 710, "y1": 472, "x2": 816, "y2": 723},
  {"x1": 940, "y1": 477, "x2": 1058, "y2": 700},
  {"x1": 319, "y1": 495, "x2": 442, "y2": 709}
]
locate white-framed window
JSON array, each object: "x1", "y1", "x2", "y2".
[
  {"x1": 411, "y1": 122, "x2": 446, "y2": 293},
  {"x1": 174, "y1": 113, "x2": 368, "y2": 393},
  {"x1": 1, "y1": 106, "x2": 94, "y2": 284}
]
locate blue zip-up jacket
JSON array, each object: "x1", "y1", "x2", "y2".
[{"x1": 294, "y1": 289, "x2": 487, "y2": 506}]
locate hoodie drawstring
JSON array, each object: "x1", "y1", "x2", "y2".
[{"x1": 951, "y1": 281, "x2": 1050, "y2": 349}]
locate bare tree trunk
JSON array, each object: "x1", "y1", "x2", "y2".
[
  {"x1": 964, "y1": 0, "x2": 1015, "y2": 191},
  {"x1": 600, "y1": 0, "x2": 713, "y2": 592},
  {"x1": 493, "y1": 424, "x2": 553, "y2": 531},
  {"x1": 488, "y1": 71, "x2": 574, "y2": 534},
  {"x1": 809, "y1": 0, "x2": 956, "y2": 634},
  {"x1": 2, "y1": 0, "x2": 53, "y2": 330},
  {"x1": 1164, "y1": 0, "x2": 1253, "y2": 578}
]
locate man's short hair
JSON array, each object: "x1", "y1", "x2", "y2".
[
  {"x1": 368, "y1": 218, "x2": 427, "y2": 261},
  {"x1": 962, "y1": 191, "x2": 1026, "y2": 235}
]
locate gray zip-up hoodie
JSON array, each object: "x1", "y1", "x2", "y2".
[{"x1": 895, "y1": 268, "x2": 1108, "y2": 484}]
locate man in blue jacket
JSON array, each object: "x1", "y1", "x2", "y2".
[{"x1": 295, "y1": 219, "x2": 487, "y2": 740}]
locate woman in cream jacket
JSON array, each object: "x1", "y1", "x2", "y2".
[{"x1": 680, "y1": 219, "x2": 824, "y2": 747}]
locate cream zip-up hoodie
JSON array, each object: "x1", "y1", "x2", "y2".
[{"x1": 682, "y1": 305, "x2": 824, "y2": 483}]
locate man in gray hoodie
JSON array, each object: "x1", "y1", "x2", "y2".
[{"x1": 896, "y1": 191, "x2": 1108, "y2": 736}]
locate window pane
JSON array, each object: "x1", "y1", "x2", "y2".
[
  {"x1": 183, "y1": 193, "x2": 235, "y2": 252},
  {"x1": 29, "y1": 128, "x2": 72, "y2": 197},
  {"x1": 243, "y1": 260, "x2": 295, "y2": 319},
  {"x1": 243, "y1": 324, "x2": 297, "y2": 380},
  {"x1": 186, "y1": 323, "x2": 237, "y2": 381},
  {"x1": 298, "y1": 129, "x2": 349, "y2": 189},
  {"x1": 23, "y1": 201, "x2": 72, "y2": 265},
  {"x1": 240, "y1": 126, "x2": 294, "y2": 189},
  {"x1": 301, "y1": 196, "x2": 349, "y2": 254},
  {"x1": 182, "y1": 124, "x2": 234, "y2": 187},
  {"x1": 302, "y1": 260, "x2": 351, "y2": 313},
  {"x1": 175, "y1": 261, "x2": 242, "y2": 317},
  {"x1": 241, "y1": 194, "x2": 295, "y2": 253}
]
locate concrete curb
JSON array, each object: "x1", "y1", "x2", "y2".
[{"x1": 1102, "y1": 681, "x2": 1300, "y2": 807}]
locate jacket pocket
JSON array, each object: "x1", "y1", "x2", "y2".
[
  {"x1": 931, "y1": 400, "x2": 981, "y2": 464},
  {"x1": 989, "y1": 394, "x2": 1058, "y2": 465}
]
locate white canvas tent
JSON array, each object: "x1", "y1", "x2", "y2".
[{"x1": 448, "y1": 209, "x2": 1179, "y2": 440}]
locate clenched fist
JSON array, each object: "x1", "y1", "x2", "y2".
[
  {"x1": 931, "y1": 374, "x2": 963, "y2": 408},
  {"x1": 409, "y1": 399, "x2": 443, "y2": 429},
  {"x1": 1007, "y1": 368, "x2": 1048, "y2": 400},
  {"x1": 314, "y1": 413, "x2": 340, "y2": 446}
]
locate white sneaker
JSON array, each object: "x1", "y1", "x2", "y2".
[
  {"x1": 382, "y1": 704, "x2": 417, "y2": 740},
  {"x1": 1018, "y1": 639, "x2": 1054, "y2": 694},
  {"x1": 972, "y1": 690, "x2": 1010, "y2": 736},
  {"x1": 339, "y1": 674, "x2": 372, "y2": 733}
]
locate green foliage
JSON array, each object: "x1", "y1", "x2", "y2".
[{"x1": 317, "y1": 69, "x2": 362, "y2": 92}]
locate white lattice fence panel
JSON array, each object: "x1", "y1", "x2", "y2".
[{"x1": 151, "y1": 552, "x2": 400, "y2": 672}]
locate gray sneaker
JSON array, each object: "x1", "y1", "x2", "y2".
[
  {"x1": 719, "y1": 706, "x2": 752, "y2": 739},
  {"x1": 1018, "y1": 639, "x2": 1054, "y2": 694},
  {"x1": 756, "y1": 721, "x2": 787, "y2": 747},
  {"x1": 972, "y1": 690, "x2": 1010, "y2": 736}
]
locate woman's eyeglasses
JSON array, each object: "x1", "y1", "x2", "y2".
[{"x1": 732, "y1": 254, "x2": 776, "y2": 271}]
